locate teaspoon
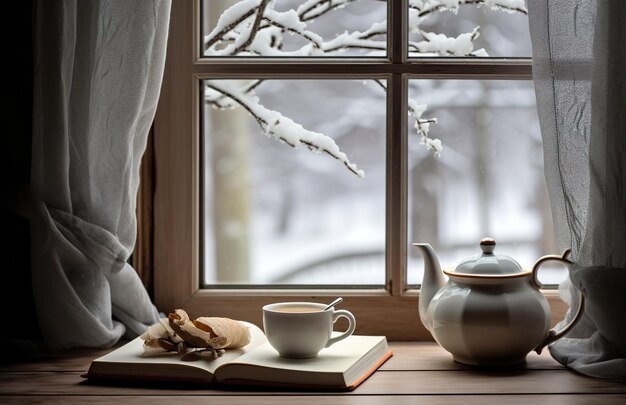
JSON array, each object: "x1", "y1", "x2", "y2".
[{"x1": 323, "y1": 297, "x2": 343, "y2": 311}]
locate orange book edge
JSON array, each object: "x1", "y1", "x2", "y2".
[{"x1": 347, "y1": 349, "x2": 393, "y2": 390}]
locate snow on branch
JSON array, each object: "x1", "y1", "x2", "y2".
[
  {"x1": 206, "y1": 81, "x2": 364, "y2": 177},
  {"x1": 414, "y1": 26, "x2": 481, "y2": 56},
  {"x1": 205, "y1": 0, "x2": 527, "y2": 175},
  {"x1": 206, "y1": 7, "x2": 386, "y2": 57},
  {"x1": 232, "y1": 0, "x2": 271, "y2": 54},
  {"x1": 410, "y1": 0, "x2": 527, "y2": 17},
  {"x1": 205, "y1": 0, "x2": 261, "y2": 51},
  {"x1": 373, "y1": 79, "x2": 442, "y2": 156},
  {"x1": 206, "y1": 80, "x2": 264, "y2": 109},
  {"x1": 297, "y1": 0, "x2": 359, "y2": 22}
]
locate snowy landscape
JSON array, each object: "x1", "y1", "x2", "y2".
[{"x1": 201, "y1": 0, "x2": 567, "y2": 286}]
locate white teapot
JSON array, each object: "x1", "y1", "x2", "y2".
[{"x1": 414, "y1": 238, "x2": 584, "y2": 366}]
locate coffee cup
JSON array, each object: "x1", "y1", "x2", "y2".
[{"x1": 262, "y1": 302, "x2": 356, "y2": 358}]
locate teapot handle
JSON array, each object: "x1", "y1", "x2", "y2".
[{"x1": 531, "y1": 249, "x2": 585, "y2": 354}]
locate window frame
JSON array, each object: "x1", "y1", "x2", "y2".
[{"x1": 152, "y1": 0, "x2": 565, "y2": 340}]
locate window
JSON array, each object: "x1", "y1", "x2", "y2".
[
  {"x1": 153, "y1": 0, "x2": 567, "y2": 340},
  {"x1": 203, "y1": 78, "x2": 387, "y2": 286}
]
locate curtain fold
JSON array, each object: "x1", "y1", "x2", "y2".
[
  {"x1": 26, "y1": 0, "x2": 171, "y2": 349},
  {"x1": 529, "y1": 0, "x2": 626, "y2": 378}
]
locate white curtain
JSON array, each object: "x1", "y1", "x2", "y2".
[
  {"x1": 25, "y1": 0, "x2": 171, "y2": 349},
  {"x1": 529, "y1": 0, "x2": 626, "y2": 378}
]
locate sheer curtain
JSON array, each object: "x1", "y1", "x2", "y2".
[
  {"x1": 529, "y1": 0, "x2": 626, "y2": 378},
  {"x1": 25, "y1": 0, "x2": 171, "y2": 349}
]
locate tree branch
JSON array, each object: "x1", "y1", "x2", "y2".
[
  {"x1": 205, "y1": 9, "x2": 256, "y2": 51},
  {"x1": 412, "y1": 0, "x2": 527, "y2": 18},
  {"x1": 323, "y1": 43, "x2": 386, "y2": 52},
  {"x1": 203, "y1": 0, "x2": 528, "y2": 173},
  {"x1": 206, "y1": 82, "x2": 269, "y2": 130},
  {"x1": 233, "y1": 0, "x2": 271, "y2": 54},
  {"x1": 206, "y1": 80, "x2": 264, "y2": 109},
  {"x1": 298, "y1": 0, "x2": 358, "y2": 22},
  {"x1": 372, "y1": 79, "x2": 386, "y2": 92},
  {"x1": 206, "y1": 81, "x2": 363, "y2": 177},
  {"x1": 259, "y1": 18, "x2": 322, "y2": 49}
]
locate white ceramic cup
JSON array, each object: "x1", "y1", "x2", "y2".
[{"x1": 262, "y1": 302, "x2": 357, "y2": 358}]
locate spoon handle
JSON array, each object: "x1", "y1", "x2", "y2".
[{"x1": 323, "y1": 297, "x2": 343, "y2": 311}]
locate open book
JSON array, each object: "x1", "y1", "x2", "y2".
[{"x1": 85, "y1": 322, "x2": 392, "y2": 390}]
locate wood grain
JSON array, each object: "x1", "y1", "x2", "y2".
[
  {"x1": 1, "y1": 396, "x2": 625, "y2": 405},
  {"x1": 0, "y1": 347, "x2": 116, "y2": 373},
  {"x1": 153, "y1": 0, "x2": 199, "y2": 312},
  {"x1": 382, "y1": 342, "x2": 564, "y2": 370},
  {"x1": 1, "y1": 370, "x2": 624, "y2": 396},
  {"x1": 1, "y1": 342, "x2": 624, "y2": 404}
]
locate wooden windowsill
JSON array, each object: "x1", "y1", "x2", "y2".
[{"x1": 1, "y1": 341, "x2": 625, "y2": 404}]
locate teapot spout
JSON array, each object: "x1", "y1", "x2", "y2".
[{"x1": 413, "y1": 243, "x2": 446, "y2": 332}]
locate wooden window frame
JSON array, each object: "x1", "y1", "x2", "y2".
[{"x1": 152, "y1": 0, "x2": 566, "y2": 340}]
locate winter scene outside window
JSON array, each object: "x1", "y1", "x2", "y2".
[{"x1": 201, "y1": 0, "x2": 567, "y2": 287}]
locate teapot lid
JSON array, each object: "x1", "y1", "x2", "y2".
[{"x1": 452, "y1": 238, "x2": 524, "y2": 275}]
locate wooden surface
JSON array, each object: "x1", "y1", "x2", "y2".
[{"x1": 1, "y1": 342, "x2": 624, "y2": 404}]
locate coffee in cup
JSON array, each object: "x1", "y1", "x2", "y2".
[
  {"x1": 273, "y1": 306, "x2": 322, "y2": 313},
  {"x1": 262, "y1": 302, "x2": 356, "y2": 358}
]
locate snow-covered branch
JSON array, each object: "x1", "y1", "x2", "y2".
[
  {"x1": 414, "y1": 26, "x2": 483, "y2": 56},
  {"x1": 205, "y1": 0, "x2": 260, "y2": 51},
  {"x1": 207, "y1": 81, "x2": 364, "y2": 177},
  {"x1": 204, "y1": 0, "x2": 527, "y2": 175},
  {"x1": 297, "y1": 0, "x2": 359, "y2": 22},
  {"x1": 408, "y1": 0, "x2": 527, "y2": 56},
  {"x1": 232, "y1": 0, "x2": 271, "y2": 54},
  {"x1": 410, "y1": 0, "x2": 527, "y2": 17},
  {"x1": 206, "y1": 80, "x2": 264, "y2": 110},
  {"x1": 374, "y1": 79, "x2": 442, "y2": 156}
]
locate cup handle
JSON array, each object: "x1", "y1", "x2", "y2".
[
  {"x1": 325, "y1": 310, "x2": 356, "y2": 348},
  {"x1": 532, "y1": 249, "x2": 585, "y2": 354}
]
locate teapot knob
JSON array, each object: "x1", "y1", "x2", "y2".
[{"x1": 480, "y1": 237, "x2": 496, "y2": 254}]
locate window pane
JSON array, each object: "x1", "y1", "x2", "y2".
[
  {"x1": 203, "y1": 79, "x2": 386, "y2": 286},
  {"x1": 202, "y1": 0, "x2": 387, "y2": 57},
  {"x1": 407, "y1": 1, "x2": 531, "y2": 57},
  {"x1": 407, "y1": 80, "x2": 565, "y2": 286}
]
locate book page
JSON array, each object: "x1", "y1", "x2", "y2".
[
  {"x1": 222, "y1": 335, "x2": 386, "y2": 374},
  {"x1": 91, "y1": 321, "x2": 267, "y2": 376}
]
